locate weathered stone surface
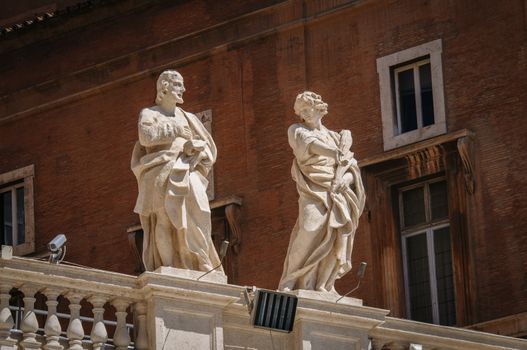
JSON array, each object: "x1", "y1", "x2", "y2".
[
  {"x1": 131, "y1": 70, "x2": 222, "y2": 274},
  {"x1": 1, "y1": 257, "x2": 525, "y2": 350},
  {"x1": 279, "y1": 91, "x2": 365, "y2": 294}
]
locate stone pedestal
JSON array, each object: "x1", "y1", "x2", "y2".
[
  {"x1": 139, "y1": 268, "x2": 388, "y2": 350},
  {"x1": 289, "y1": 291, "x2": 384, "y2": 350},
  {"x1": 139, "y1": 269, "x2": 238, "y2": 350}
]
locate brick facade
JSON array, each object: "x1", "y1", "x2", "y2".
[{"x1": 1, "y1": 0, "x2": 526, "y2": 331}]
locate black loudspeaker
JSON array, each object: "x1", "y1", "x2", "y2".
[{"x1": 250, "y1": 289, "x2": 298, "y2": 333}]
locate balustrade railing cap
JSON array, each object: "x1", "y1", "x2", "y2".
[{"x1": 0, "y1": 256, "x2": 141, "y2": 301}]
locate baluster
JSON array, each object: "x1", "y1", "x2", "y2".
[
  {"x1": 134, "y1": 303, "x2": 148, "y2": 350},
  {"x1": 19, "y1": 285, "x2": 41, "y2": 349},
  {"x1": 65, "y1": 293, "x2": 84, "y2": 350},
  {"x1": 43, "y1": 289, "x2": 63, "y2": 350},
  {"x1": 88, "y1": 296, "x2": 107, "y2": 350},
  {"x1": 111, "y1": 299, "x2": 130, "y2": 350},
  {"x1": 0, "y1": 284, "x2": 16, "y2": 349},
  {"x1": 19, "y1": 286, "x2": 41, "y2": 349}
]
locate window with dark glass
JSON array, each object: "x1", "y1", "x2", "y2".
[
  {"x1": 0, "y1": 182, "x2": 26, "y2": 248},
  {"x1": 399, "y1": 179, "x2": 456, "y2": 326},
  {"x1": 393, "y1": 58, "x2": 435, "y2": 135}
]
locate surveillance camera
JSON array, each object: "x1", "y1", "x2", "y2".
[{"x1": 48, "y1": 234, "x2": 67, "y2": 252}]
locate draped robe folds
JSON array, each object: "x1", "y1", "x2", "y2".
[
  {"x1": 131, "y1": 107, "x2": 223, "y2": 272},
  {"x1": 279, "y1": 123, "x2": 366, "y2": 292}
]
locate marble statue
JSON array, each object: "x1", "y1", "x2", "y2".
[
  {"x1": 131, "y1": 70, "x2": 223, "y2": 273},
  {"x1": 279, "y1": 91, "x2": 366, "y2": 293}
]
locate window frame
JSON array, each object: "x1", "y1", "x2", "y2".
[
  {"x1": 393, "y1": 58, "x2": 433, "y2": 135},
  {"x1": 1, "y1": 181, "x2": 25, "y2": 246},
  {"x1": 360, "y1": 131, "x2": 477, "y2": 326},
  {"x1": 377, "y1": 39, "x2": 446, "y2": 151},
  {"x1": 0, "y1": 165, "x2": 35, "y2": 256},
  {"x1": 399, "y1": 178, "x2": 453, "y2": 325}
]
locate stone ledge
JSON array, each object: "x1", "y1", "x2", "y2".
[
  {"x1": 291, "y1": 289, "x2": 362, "y2": 306},
  {"x1": 154, "y1": 266, "x2": 228, "y2": 284}
]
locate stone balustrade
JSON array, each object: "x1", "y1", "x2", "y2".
[
  {"x1": 369, "y1": 317, "x2": 527, "y2": 350},
  {"x1": 1, "y1": 256, "x2": 526, "y2": 350},
  {"x1": 0, "y1": 257, "x2": 143, "y2": 350}
]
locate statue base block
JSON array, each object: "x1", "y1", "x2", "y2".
[
  {"x1": 154, "y1": 266, "x2": 227, "y2": 284},
  {"x1": 290, "y1": 289, "x2": 363, "y2": 306}
]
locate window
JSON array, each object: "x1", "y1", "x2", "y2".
[
  {"x1": 1, "y1": 183, "x2": 25, "y2": 247},
  {"x1": 394, "y1": 59, "x2": 434, "y2": 133},
  {"x1": 0, "y1": 165, "x2": 35, "y2": 256},
  {"x1": 361, "y1": 132, "x2": 476, "y2": 326},
  {"x1": 399, "y1": 179, "x2": 456, "y2": 326},
  {"x1": 377, "y1": 39, "x2": 446, "y2": 150}
]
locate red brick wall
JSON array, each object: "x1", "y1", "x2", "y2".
[{"x1": 1, "y1": 0, "x2": 526, "y2": 325}]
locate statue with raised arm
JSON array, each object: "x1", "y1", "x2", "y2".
[
  {"x1": 279, "y1": 91, "x2": 365, "y2": 293},
  {"x1": 131, "y1": 70, "x2": 223, "y2": 273}
]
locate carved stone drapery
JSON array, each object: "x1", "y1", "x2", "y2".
[
  {"x1": 127, "y1": 195, "x2": 243, "y2": 276},
  {"x1": 195, "y1": 109, "x2": 215, "y2": 201}
]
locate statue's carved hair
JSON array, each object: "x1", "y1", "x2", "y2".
[
  {"x1": 294, "y1": 91, "x2": 323, "y2": 118},
  {"x1": 155, "y1": 70, "x2": 183, "y2": 104}
]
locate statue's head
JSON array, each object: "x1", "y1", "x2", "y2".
[
  {"x1": 294, "y1": 91, "x2": 328, "y2": 122},
  {"x1": 155, "y1": 70, "x2": 185, "y2": 106}
]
